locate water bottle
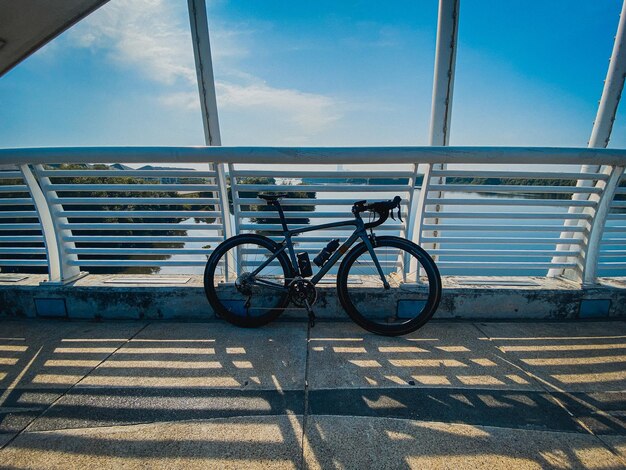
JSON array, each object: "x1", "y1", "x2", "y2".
[{"x1": 313, "y1": 239, "x2": 340, "y2": 267}]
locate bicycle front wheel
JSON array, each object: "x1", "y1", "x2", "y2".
[
  {"x1": 337, "y1": 236, "x2": 441, "y2": 336},
  {"x1": 204, "y1": 234, "x2": 292, "y2": 328}
]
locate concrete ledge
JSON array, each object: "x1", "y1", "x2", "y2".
[{"x1": 0, "y1": 274, "x2": 624, "y2": 321}]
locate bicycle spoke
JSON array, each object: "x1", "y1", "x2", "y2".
[{"x1": 208, "y1": 239, "x2": 288, "y2": 321}]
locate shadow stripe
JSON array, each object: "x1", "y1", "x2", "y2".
[{"x1": 308, "y1": 387, "x2": 626, "y2": 435}]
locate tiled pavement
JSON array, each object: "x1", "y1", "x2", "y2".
[{"x1": 0, "y1": 319, "x2": 624, "y2": 469}]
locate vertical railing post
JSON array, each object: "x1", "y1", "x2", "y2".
[
  {"x1": 188, "y1": 0, "x2": 235, "y2": 280},
  {"x1": 550, "y1": 0, "x2": 626, "y2": 282},
  {"x1": 411, "y1": 0, "x2": 460, "y2": 266},
  {"x1": 581, "y1": 166, "x2": 624, "y2": 285},
  {"x1": 20, "y1": 164, "x2": 83, "y2": 284}
]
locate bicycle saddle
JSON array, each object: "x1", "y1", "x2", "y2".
[{"x1": 258, "y1": 193, "x2": 288, "y2": 201}]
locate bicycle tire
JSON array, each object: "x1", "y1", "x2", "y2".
[
  {"x1": 337, "y1": 236, "x2": 441, "y2": 336},
  {"x1": 204, "y1": 234, "x2": 293, "y2": 328}
]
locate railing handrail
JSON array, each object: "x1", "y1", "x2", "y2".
[
  {"x1": 2, "y1": 145, "x2": 626, "y2": 284},
  {"x1": 2, "y1": 146, "x2": 626, "y2": 166}
]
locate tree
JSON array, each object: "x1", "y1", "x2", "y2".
[{"x1": 230, "y1": 176, "x2": 317, "y2": 236}]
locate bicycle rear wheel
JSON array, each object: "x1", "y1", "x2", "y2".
[
  {"x1": 204, "y1": 234, "x2": 292, "y2": 328},
  {"x1": 337, "y1": 236, "x2": 441, "y2": 336}
]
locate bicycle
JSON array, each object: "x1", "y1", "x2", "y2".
[{"x1": 203, "y1": 194, "x2": 441, "y2": 336}]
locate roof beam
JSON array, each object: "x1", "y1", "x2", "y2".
[{"x1": 0, "y1": 0, "x2": 110, "y2": 77}]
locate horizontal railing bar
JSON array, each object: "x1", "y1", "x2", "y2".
[
  {"x1": 232, "y1": 170, "x2": 414, "y2": 178},
  {"x1": 3, "y1": 146, "x2": 626, "y2": 165},
  {"x1": 421, "y1": 237, "x2": 584, "y2": 244},
  {"x1": 266, "y1": 236, "x2": 352, "y2": 243},
  {"x1": 422, "y1": 224, "x2": 587, "y2": 232},
  {"x1": 0, "y1": 236, "x2": 44, "y2": 242},
  {"x1": 611, "y1": 201, "x2": 626, "y2": 208},
  {"x1": 59, "y1": 223, "x2": 221, "y2": 230},
  {"x1": 0, "y1": 259, "x2": 48, "y2": 266},
  {"x1": 235, "y1": 184, "x2": 409, "y2": 192},
  {"x1": 616, "y1": 187, "x2": 626, "y2": 194},
  {"x1": 436, "y1": 262, "x2": 577, "y2": 269},
  {"x1": 430, "y1": 170, "x2": 609, "y2": 180},
  {"x1": 67, "y1": 248, "x2": 211, "y2": 255},
  {"x1": 597, "y1": 262, "x2": 626, "y2": 267},
  {"x1": 0, "y1": 211, "x2": 38, "y2": 218},
  {"x1": 604, "y1": 226, "x2": 626, "y2": 232},
  {"x1": 239, "y1": 211, "x2": 343, "y2": 218},
  {"x1": 429, "y1": 249, "x2": 579, "y2": 256},
  {"x1": 425, "y1": 198, "x2": 597, "y2": 207},
  {"x1": 48, "y1": 184, "x2": 218, "y2": 191},
  {"x1": 0, "y1": 247, "x2": 46, "y2": 254},
  {"x1": 64, "y1": 236, "x2": 223, "y2": 243},
  {"x1": 423, "y1": 212, "x2": 591, "y2": 220},
  {"x1": 600, "y1": 238, "x2": 626, "y2": 245},
  {"x1": 40, "y1": 170, "x2": 217, "y2": 177},
  {"x1": 0, "y1": 171, "x2": 22, "y2": 179},
  {"x1": 429, "y1": 184, "x2": 602, "y2": 194},
  {"x1": 237, "y1": 211, "x2": 405, "y2": 219},
  {"x1": 238, "y1": 198, "x2": 379, "y2": 206},
  {"x1": 240, "y1": 224, "x2": 403, "y2": 231},
  {"x1": 0, "y1": 185, "x2": 28, "y2": 192},
  {"x1": 0, "y1": 198, "x2": 34, "y2": 205},
  {"x1": 68, "y1": 260, "x2": 208, "y2": 267},
  {"x1": 599, "y1": 251, "x2": 626, "y2": 257},
  {"x1": 244, "y1": 260, "x2": 399, "y2": 269},
  {"x1": 58, "y1": 211, "x2": 221, "y2": 218},
  {"x1": 0, "y1": 224, "x2": 42, "y2": 230},
  {"x1": 607, "y1": 213, "x2": 626, "y2": 219},
  {"x1": 53, "y1": 197, "x2": 220, "y2": 205}
]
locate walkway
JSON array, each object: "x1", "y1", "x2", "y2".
[{"x1": 0, "y1": 319, "x2": 624, "y2": 469}]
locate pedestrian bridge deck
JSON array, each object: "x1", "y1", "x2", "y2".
[{"x1": 0, "y1": 319, "x2": 624, "y2": 468}]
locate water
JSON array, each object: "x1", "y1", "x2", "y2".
[{"x1": 159, "y1": 190, "x2": 626, "y2": 278}]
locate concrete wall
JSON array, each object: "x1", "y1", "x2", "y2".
[{"x1": 0, "y1": 275, "x2": 624, "y2": 322}]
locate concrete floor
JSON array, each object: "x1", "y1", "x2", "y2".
[{"x1": 0, "y1": 319, "x2": 624, "y2": 469}]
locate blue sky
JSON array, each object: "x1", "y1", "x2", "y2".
[{"x1": 0, "y1": 0, "x2": 624, "y2": 148}]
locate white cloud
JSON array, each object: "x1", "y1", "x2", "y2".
[
  {"x1": 158, "y1": 91, "x2": 199, "y2": 111},
  {"x1": 67, "y1": 0, "x2": 342, "y2": 136},
  {"x1": 69, "y1": 0, "x2": 196, "y2": 85},
  {"x1": 217, "y1": 82, "x2": 341, "y2": 132}
]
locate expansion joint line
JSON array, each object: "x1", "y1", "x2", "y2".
[
  {"x1": 299, "y1": 321, "x2": 313, "y2": 469},
  {"x1": 4, "y1": 322, "x2": 152, "y2": 448},
  {"x1": 471, "y1": 322, "x2": 626, "y2": 466}
]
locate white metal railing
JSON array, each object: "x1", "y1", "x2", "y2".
[
  {"x1": 598, "y1": 169, "x2": 626, "y2": 277},
  {"x1": 0, "y1": 167, "x2": 47, "y2": 269},
  {"x1": 0, "y1": 146, "x2": 625, "y2": 285}
]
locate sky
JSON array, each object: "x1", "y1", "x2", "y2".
[{"x1": 0, "y1": 0, "x2": 624, "y2": 149}]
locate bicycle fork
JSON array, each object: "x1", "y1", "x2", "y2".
[{"x1": 363, "y1": 233, "x2": 390, "y2": 289}]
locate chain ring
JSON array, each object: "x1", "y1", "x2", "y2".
[{"x1": 289, "y1": 279, "x2": 317, "y2": 307}]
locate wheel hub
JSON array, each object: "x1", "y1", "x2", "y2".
[{"x1": 234, "y1": 272, "x2": 254, "y2": 296}]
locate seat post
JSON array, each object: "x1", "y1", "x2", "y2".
[{"x1": 272, "y1": 201, "x2": 290, "y2": 233}]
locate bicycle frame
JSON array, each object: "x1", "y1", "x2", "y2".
[{"x1": 246, "y1": 208, "x2": 389, "y2": 290}]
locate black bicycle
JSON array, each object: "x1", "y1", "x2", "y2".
[{"x1": 204, "y1": 194, "x2": 441, "y2": 336}]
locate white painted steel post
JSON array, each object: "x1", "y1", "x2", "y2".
[
  {"x1": 411, "y1": 0, "x2": 460, "y2": 272},
  {"x1": 20, "y1": 164, "x2": 83, "y2": 284},
  {"x1": 582, "y1": 166, "x2": 625, "y2": 284},
  {"x1": 188, "y1": 0, "x2": 235, "y2": 279},
  {"x1": 549, "y1": 0, "x2": 626, "y2": 282},
  {"x1": 228, "y1": 163, "x2": 242, "y2": 236}
]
